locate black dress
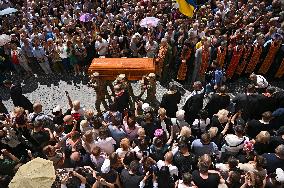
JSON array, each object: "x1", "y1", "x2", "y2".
[
  {"x1": 160, "y1": 91, "x2": 181, "y2": 118},
  {"x1": 10, "y1": 84, "x2": 33, "y2": 112}
]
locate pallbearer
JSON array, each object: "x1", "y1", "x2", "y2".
[{"x1": 88, "y1": 72, "x2": 109, "y2": 113}]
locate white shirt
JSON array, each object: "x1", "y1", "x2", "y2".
[
  {"x1": 256, "y1": 75, "x2": 269, "y2": 89},
  {"x1": 188, "y1": 28, "x2": 198, "y2": 38},
  {"x1": 198, "y1": 31, "x2": 206, "y2": 39},
  {"x1": 58, "y1": 44, "x2": 68, "y2": 59},
  {"x1": 131, "y1": 146, "x2": 143, "y2": 159},
  {"x1": 95, "y1": 137, "x2": 116, "y2": 154},
  {"x1": 61, "y1": 15, "x2": 72, "y2": 25},
  {"x1": 161, "y1": 120, "x2": 169, "y2": 138},
  {"x1": 95, "y1": 39, "x2": 109, "y2": 56},
  {"x1": 116, "y1": 148, "x2": 130, "y2": 158},
  {"x1": 156, "y1": 160, "x2": 179, "y2": 176},
  {"x1": 177, "y1": 180, "x2": 193, "y2": 188},
  {"x1": 192, "y1": 118, "x2": 211, "y2": 133}
]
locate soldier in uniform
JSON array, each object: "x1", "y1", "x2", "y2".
[
  {"x1": 139, "y1": 73, "x2": 158, "y2": 109},
  {"x1": 88, "y1": 72, "x2": 109, "y2": 113}
]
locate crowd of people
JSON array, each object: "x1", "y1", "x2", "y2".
[
  {"x1": 0, "y1": 0, "x2": 283, "y2": 84},
  {"x1": 0, "y1": 72, "x2": 284, "y2": 188},
  {"x1": 1, "y1": 0, "x2": 284, "y2": 187}
]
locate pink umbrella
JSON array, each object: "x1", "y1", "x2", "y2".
[
  {"x1": 139, "y1": 17, "x2": 160, "y2": 28},
  {"x1": 79, "y1": 13, "x2": 92, "y2": 22}
]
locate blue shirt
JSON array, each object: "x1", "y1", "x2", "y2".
[
  {"x1": 21, "y1": 44, "x2": 34, "y2": 58},
  {"x1": 108, "y1": 124, "x2": 126, "y2": 143},
  {"x1": 191, "y1": 139, "x2": 219, "y2": 157},
  {"x1": 214, "y1": 69, "x2": 224, "y2": 85},
  {"x1": 33, "y1": 46, "x2": 46, "y2": 59},
  {"x1": 103, "y1": 111, "x2": 122, "y2": 123}
]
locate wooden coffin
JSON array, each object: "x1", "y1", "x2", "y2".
[{"x1": 88, "y1": 58, "x2": 155, "y2": 80}]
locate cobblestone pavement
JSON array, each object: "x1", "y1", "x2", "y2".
[
  {"x1": 0, "y1": 74, "x2": 171, "y2": 114},
  {"x1": 1, "y1": 73, "x2": 283, "y2": 114}
]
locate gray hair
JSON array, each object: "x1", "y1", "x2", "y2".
[{"x1": 161, "y1": 38, "x2": 167, "y2": 43}]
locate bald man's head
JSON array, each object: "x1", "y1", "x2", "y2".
[
  {"x1": 70, "y1": 151, "x2": 81, "y2": 161},
  {"x1": 164, "y1": 151, "x2": 173, "y2": 163}
]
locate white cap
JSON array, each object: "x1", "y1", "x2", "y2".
[
  {"x1": 118, "y1": 74, "x2": 126, "y2": 79},
  {"x1": 148, "y1": 73, "x2": 155, "y2": 77},
  {"x1": 142, "y1": 103, "x2": 151, "y2": 112},
  {"x1": 92, "y1": 72, "x2": 99, "y2": 77},
  {"x1": 52, "y1": 105, "x2": 61, "y2": 113}
]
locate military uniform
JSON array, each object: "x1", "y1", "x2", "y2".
[
  {"x1": 144, "y1": 73, "x2": 158, "y2": 109},
  {"x1": 89, "y1": 72, "x2": 109, "y2": 112}
]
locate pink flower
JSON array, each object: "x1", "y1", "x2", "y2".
[
  {"x1": 154, "y1": 129, "x2": 163, "y2": 137},
  {"x1": 243, "y1": 140, "x2": 254, "y2": 152}
]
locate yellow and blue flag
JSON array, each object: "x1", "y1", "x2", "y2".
[{"x1": 176, "y1": 0, "x2": 197, "y2": 17}]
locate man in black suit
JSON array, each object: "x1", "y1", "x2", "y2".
[
  {"x1": 183, "y1": 81, "x2": 205, "y2": 124},
  {"x1": 3, "y1": 80, "x2": 33, "y2": 113},
  {"x1": 205, "y1": 86, "x2": 231, "y2": 117},
  {"x1": 232, "y1": 84, "x2": 262, "y2": 121}
]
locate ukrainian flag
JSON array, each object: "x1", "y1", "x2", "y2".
[{"x1": 176, "y1": 0, "x2": 196, "y2": 17}]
